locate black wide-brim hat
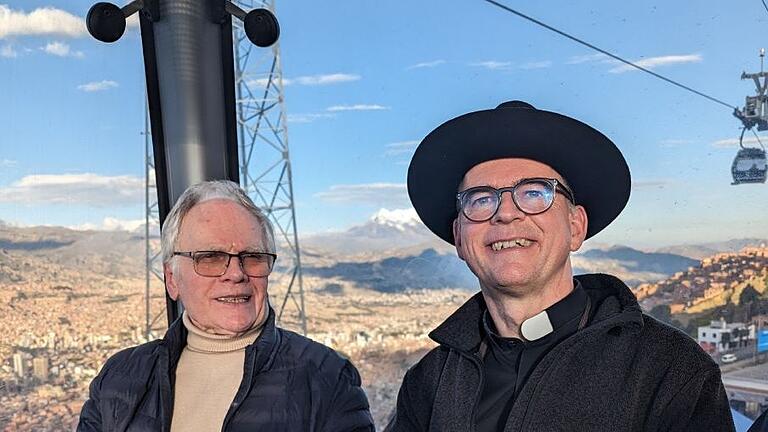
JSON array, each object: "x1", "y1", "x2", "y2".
[{"x1": 407, "y1": 100, "x2": 631, "y2": 244}]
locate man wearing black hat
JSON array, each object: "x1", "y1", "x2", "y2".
[{"x1": 385, "y1": 101, "x2": 735, "y2": 431}]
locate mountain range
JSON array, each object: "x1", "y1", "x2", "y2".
[
  {"x1": 656, "y1": 238, "x2": 768, "y2": 260},
  {"x1": 1, "y1": 213, "x2": 765, "y2": 293}
]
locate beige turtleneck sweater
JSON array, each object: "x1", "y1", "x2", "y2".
[{"x1": 170, "y1": 311, "x2": 266, "y2": 432}]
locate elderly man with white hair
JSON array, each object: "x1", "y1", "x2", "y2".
[{"x1": 78, "y1": 180, "x2": 374, "y2": 432}]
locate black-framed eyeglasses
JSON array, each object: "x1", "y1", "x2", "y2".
[
  {"x1": 173, "y1": 251, "x2": 277, "y2": 278},
  {"x1": 456, "y1": 178, "x2": 576, "y2": 222}
]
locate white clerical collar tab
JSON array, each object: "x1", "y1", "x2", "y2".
[{"x1": 520, "y1": 310, "x2": 554, "y2": 341}]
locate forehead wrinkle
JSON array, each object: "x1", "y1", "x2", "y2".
[
  {"x1": 241, "y1": 246, "x2": 264, "y2": 253},
  {"x1": 190, "y1": 243, "x2": 264, "y2": 253},
  {"x1": 177, "y1": 201, "x2": 266, "y2": 251}
]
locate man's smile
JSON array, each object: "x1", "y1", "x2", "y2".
[
  {"x1": 214, "y1": 294, "x2": 252, "y2": 304},
  {"x1": 490, "y1": 238, "x2": 534, "y2": 251},
  {"x1": 487, "y1": 237, "x2": 536, "y2": 252}
]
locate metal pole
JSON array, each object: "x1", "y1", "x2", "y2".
[{"x1": 144, "y1": 98, "x2": 152, "y2": 341}]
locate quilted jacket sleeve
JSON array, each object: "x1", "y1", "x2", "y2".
[
  {"x1": 76, "y1": 363, "x2": 108, "y2": 432},
  {"x1": 321, "y1": 360, "x2": 375, "y2": 432}
]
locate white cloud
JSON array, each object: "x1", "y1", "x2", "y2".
[
  {"x1": 314, "y1": 183, "x2": 409, "y2": 207},
  {"x1": 566, "y1": 53, "x2": 611, "y2": 65},
  {"x1": 287, "y1": 113, "x2": 336, "y2": 123},
  {"x1": 712, "y1": 136, "x2": 763, "y2": 148},
  {"x1": 77, "y1": 80, "x2": 119, "y2": 92},
  {"x1": 41, "y1": 41, "x2": 84, "y2": 58},
  {"x1": 609, "y1": 54, "x2": 702, "y2": 73},
  {"x1": 69, "y1": 217, "x2": 149, "y2": 232},
  {"x1": 407, "y1": 59, "x2": 446, "y2": 70},
  {"x1": 632, "y1": 179, "x2": 674, "y2": 190},
  {"x1": 294, "y1": 73, "x2": 360, "y2": 85},
  {"x1": 470, "y1": 60, "x2": 512, "y2": 70},
  {"x1": 0, "y1": 5, "x2": 86, "y2": 39},
  {"x1": 247, "y1": 73, "x2": 358, "y2": 88},
  {"x1": 326, "y1": 104, "x2": 389, "y2": 112},
  {"x1": 1, "y1": 43, "x2": 16, "y2": 58},
  {"x1": 659, "y1": 138, "x2": 694, "y2": 147},
  {"x1": 0, "y1": 173, "x2": 144, "y2": 206},
  {"x1": 101, "y1": 217, "x2": 146, "y2": 231},
  {"x1": 470, "y1": 60, "x2": 550, "y2": 70},
  {"x1": 519, "y1": 60, "x2": 552, "y2": 69},
  {"x1": 385, "y1": 140, "x2": 419, "y2": 156},
  {"x1": 245, "y1": 77, "x2": 283, "y2": 88},
  {"x1": 568, "y1": 52, "x2": 702, "y2": 73},
  {"x1": 0, "y1": 159, "x2": 17, "y2": 167}
]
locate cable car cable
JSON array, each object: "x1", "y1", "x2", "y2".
[
  {"x1": 761, "y1": 0, "x2": 768, "y2": 15},
  {"x1": 481, "y1": 0, "x2": 738, "y2": 111}
]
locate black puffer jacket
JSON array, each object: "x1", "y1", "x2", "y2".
[
  {"x1": 386, "y1": 273, "x2": 735, "y2": 432},
  {"x1": 77, "y1": 308, "x2": 374, "y2": 432}
]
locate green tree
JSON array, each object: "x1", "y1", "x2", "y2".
[
  {"x1": 649, "y1": 304, "x2": 672, "y2": 324},
  {"x1": 740, "y1": 284, "x2": 761, "y2": 306}
]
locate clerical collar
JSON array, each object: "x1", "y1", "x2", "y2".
[{"x1": 483, "y1": 279, "x2": 590, "y2": 343}]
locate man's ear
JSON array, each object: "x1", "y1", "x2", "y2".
[
  {"x1": 452, "y1": 218, "x2": 465, "y2": 261},
  {"x1": 569, "y1": 205, "x2": 588, "y2": 252},
  {"x1": 164, "y1": 263, "x2": 180, "y2": 301}
]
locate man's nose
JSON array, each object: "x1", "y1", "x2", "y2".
[
  {"x1": 222, "y1": 255, "x2": 247, "y2": 280},
  {"x1": 493, "y1": 191, "x2": 525, "y2": 223}
]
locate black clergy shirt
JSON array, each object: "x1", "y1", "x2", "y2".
[{"x1": 475, "y1": 280, "x2": 591, "y2": 432}]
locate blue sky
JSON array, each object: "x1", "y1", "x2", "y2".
[{"x1": 0, "y1": 0, "x2": 767, "y2": 248}]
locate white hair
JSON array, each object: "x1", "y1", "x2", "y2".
[{"x1": 160, "y1": 180, "x2": 275, "y2": 265}]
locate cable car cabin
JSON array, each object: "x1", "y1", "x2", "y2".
[{"x1": 732, "y1": 147, "x2": 768, "y2": 184}]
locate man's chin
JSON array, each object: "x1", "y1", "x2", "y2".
[
  {"x1": 196, "y1": 312, "x2": 260, "y2": 336},
  {"x1": 480, "y1": 274, "x2": 539, "y2": 294},
  {"x1": 213, "y1": 321, "x2": 257, "y2": 336}
]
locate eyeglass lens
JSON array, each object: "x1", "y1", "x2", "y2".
[
  {"x1": 194, "y1": 251, "x2": 274, "y2": 277},
  {"x1": 461, "y1": 180, "x2": 555, "y2": 221}
]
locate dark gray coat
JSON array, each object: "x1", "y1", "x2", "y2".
[
  {"x1": 77, "y1": 308, "x2": 374, "y2": 432},
  {"x1": 386, "y1": 273, "x2": 735, "y2": 432}
]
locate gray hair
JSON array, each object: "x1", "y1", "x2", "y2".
[{"x1": 160, "y1": 180, "x2": 275, "y2": 265}]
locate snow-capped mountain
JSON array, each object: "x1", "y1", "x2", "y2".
[
  {"x1": 367, "y1": 208, "x2": 422, "y2": 231},
  {"x1": 300, "y1": 208, "x2": 445, "y2": 256}
]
